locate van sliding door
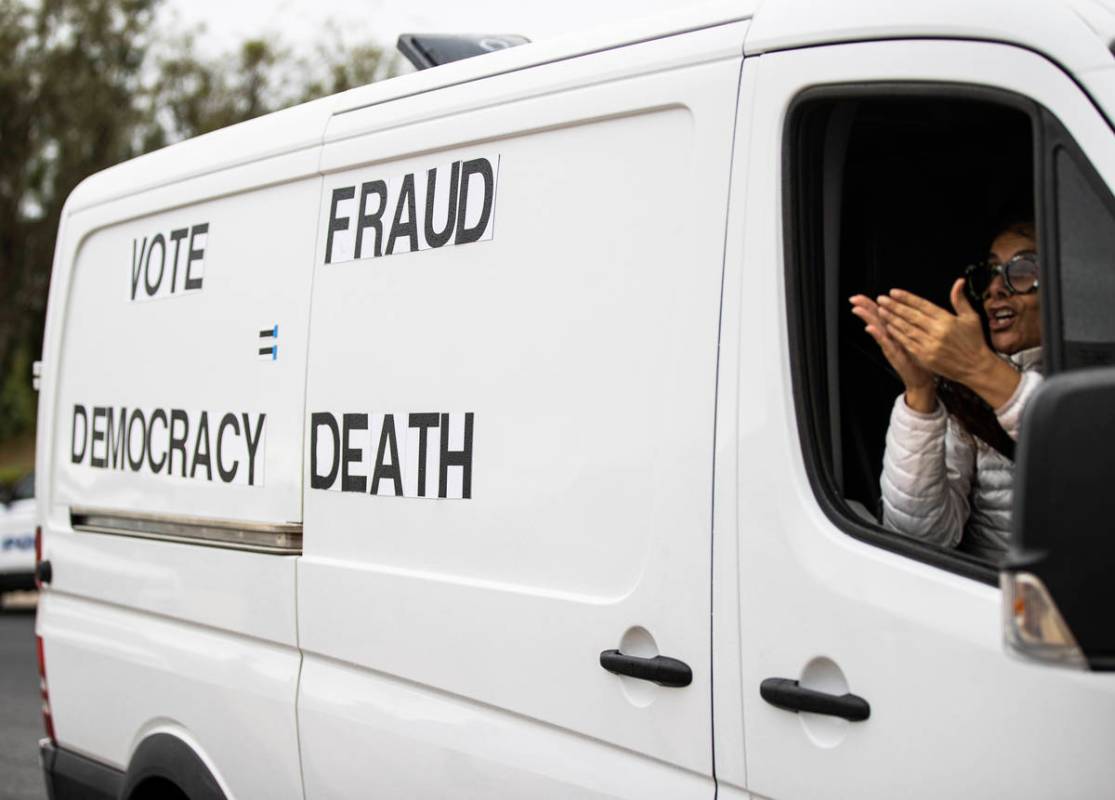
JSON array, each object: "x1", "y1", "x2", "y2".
[{"x1": 297, "y1": 20, "x2": 748, "y2": 799}]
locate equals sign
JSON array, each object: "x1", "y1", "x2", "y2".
[{"x1": 259, "y1": 325, "x2": 278, "y2": 361}]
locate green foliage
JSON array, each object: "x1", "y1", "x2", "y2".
[
  {"x1": 0, "y1": 0, "x2": 396, "y2": 454},
  {"x1": 0, "y1": 0, "x2": 159, "y2": 450},
  {"x1": 0, "y1": 345, "x2": 35, "y2": 440},
  {"x1": 0, "y1": 467, "x2": 27, "y2": 484},
  {"x1": 147, "y1": 34, "x2": 289, "y2": 140},
  {"x1": 298, "y1": 24, "x2": 399, "y2": 100},
  {"x1": 145, "y1": 26, "x2": 399, "y2": 142}
]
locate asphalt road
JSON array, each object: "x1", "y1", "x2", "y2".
[{"x1": 0, "y1": 597, "x2": 47, "y2": 800}]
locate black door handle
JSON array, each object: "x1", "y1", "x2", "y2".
[
  {"x1": 760, "y1": 677, "x2": 870, "y2": 721},
  {"x1": 36, "y1": 560, "x2": 52, "y2": 586},
  {"x1": 599, "y1": 650, "x2": 692, "y2": 688}
]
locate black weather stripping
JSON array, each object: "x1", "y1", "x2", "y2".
[
  {"x1": 760, "y1": 677, "x2": 870, "y2": 721},
  {"x1": 599, "y1": 650, "x2": 692, "y2": 688}
]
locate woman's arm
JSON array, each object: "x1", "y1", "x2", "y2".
[
  {"x1": 851, "y1": 285, "x2": 981, "y2": 548},
  {"x1": 881, "y1": 395, "x2": 975, "y2": 548}
]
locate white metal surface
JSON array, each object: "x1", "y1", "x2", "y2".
[
  {"x1": 298, "y1": 656, "x2": 715, "y2": 800},
  {"x1": 746, "y1": 0, "x2": 1115, "y2": 72},
  {"x1": 726, "y1": 38, "x2": 1115, "y2": 800},
  {"x1": 39, "y1": 591, "x2": 302, "y2": 799}
]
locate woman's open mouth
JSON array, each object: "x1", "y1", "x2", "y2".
[{"x1": 988, "y1": 306, "x2": 1017, "y2": 332}]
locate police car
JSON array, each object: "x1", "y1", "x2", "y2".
[{"x1": 0, "y1": 472, "x2": 36, "y2": 600}]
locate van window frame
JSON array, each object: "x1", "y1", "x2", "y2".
[
  {"x1": 783, "y1": 82, "x2": 1048, "y2": 586},
  {"x1": 1037, "y1": 107, "x2": 1115, "y2": 372}
]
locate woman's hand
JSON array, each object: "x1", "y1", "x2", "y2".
[
  {"x1": 875, "y1": 279, "x2": 1021, "y2": 410},
  {"x1": 849, "y1": 293, "x2": 936, "y2": 412}
]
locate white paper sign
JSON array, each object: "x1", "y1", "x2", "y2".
[
  {"x1": 310, "y1": 411, "x2": 474, "y2": 499},
  {"x1": 322, "y1": 154, "x2": 500, "y2": 265}
]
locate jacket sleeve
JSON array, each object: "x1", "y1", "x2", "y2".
[
  {"x1": 880, "y1": 393, "x2": 976, "y2": 548},
  {"x1": 995, "y1": 370, "x2": 1044, "y2": 440}
]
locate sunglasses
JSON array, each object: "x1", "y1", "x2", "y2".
[{"x1": 964, "y1": 251, "x2": 1040, "y2": 301}]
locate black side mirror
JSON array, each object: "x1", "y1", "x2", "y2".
[{"x1": 1005, "y1": 367, "x2": 1115, "y2": 671}]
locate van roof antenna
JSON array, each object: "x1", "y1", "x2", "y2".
[{"x1": 396, "y1": 33, "x2": 531, "y2": 70}]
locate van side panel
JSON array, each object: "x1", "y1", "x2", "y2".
[
  {"x1": 299, "y1": 23, "x2": 745, "y2": 798},
  {"x1": 38, "y1": 591, "x2": 302, "y2": 795},
  {"x1": 52, "y1": 176, "x2": 315, "y2": 525},
  {"x1": 41, "y1": 150, "x2": 320, "y2": 798}
]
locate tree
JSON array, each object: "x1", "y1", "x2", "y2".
[
  {"x1": 0, "y1": 0, "x2": 158, "y2": 439},
  {"x1": 0, "y1": 0, "x2": 396, "y2": 445}
]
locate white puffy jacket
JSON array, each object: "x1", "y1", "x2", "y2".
[{"x1": 880, "y1": 347, "x2": 1043, "y2": 559}]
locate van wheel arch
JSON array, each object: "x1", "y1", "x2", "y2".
[{"x1": 122, "y1": 733, "x2": 227, "y2": 800}]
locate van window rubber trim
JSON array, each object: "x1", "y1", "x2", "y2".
[{"x1": 69, "y1": 507, "x2": 302, "y2": 555}]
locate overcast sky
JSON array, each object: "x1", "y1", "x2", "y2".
[{"x1": 163, "y1": 0, "x2": 694, "y2": 57}]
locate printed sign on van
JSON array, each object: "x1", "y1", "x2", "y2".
[
  {"x1": 129, "y1": 223, "x2": 209, "y2": 302},
  {"x1": 70, "y1": 404, "x2": 266, "y2": 487},
  {"x1": 2, "y1": 534, "x2": 34, "y2": 552},
  {"x1": 310, "y1": 411, "x2": 473, "y2": 499},
  {"x1": 322, "y1": 154, "x2": 499, "y2": 264}
]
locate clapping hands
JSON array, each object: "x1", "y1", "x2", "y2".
[{"x1": 850, "y1": 278, "x2": 995, "y2": 413}]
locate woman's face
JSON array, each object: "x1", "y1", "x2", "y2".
[{"x1": 984, "y1": 230, "x2": 1042, "y2": 355}]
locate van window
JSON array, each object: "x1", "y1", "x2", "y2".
[
  {"x1": 1053, "y1": 146, "x2": 1115, "y2": 368},
  {"x1": 786, "y1": 89, "x2": 1037, "y2": 581},
  {"x1": 788, "y1": 88, "x2": 1115, "y2": 579}
]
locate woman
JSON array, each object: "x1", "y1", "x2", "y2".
[{"x1": 849, "y1": 222, "x2": 1042, "y2": 559}]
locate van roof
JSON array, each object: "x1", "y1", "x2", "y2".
[
  {"x1": 65, "y1": 0, "x2": 1115, "y2": 214},
  {"x1": 746, "y1": 0, "x2": 1115, "y2": 70}
]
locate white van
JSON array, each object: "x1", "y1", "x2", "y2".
[{"x1": 33, "y1": 1, "x2": 1115, "y2": 798}]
